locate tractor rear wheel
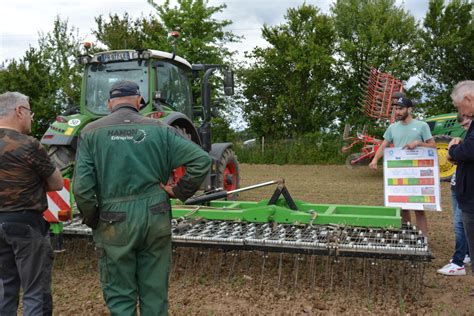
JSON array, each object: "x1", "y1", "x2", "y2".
[
  {"x1": 216, "y1": 148, "x2": 240, "y2": 199},
  {"x1": 345, "y1": 153, "x2": 370, "y2": 169},
  {"x1": 435, "y1": 135, "x2": 456, "y2": 181},
  {"x1": 48, "y1": 145, "x2": 76, "y2": 171}
]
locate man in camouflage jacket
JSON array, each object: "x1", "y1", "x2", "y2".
[{"x1": 0, "y1": 91, "x2": 63, "y2": 315}]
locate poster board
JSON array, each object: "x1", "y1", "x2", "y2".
[{"x1": 384, "y1": 147, "x2": 442, "y2": 211}]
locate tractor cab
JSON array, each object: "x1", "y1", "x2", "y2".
[{"x1": 80, "y1": 50, "x2": 194, "y2": 119}]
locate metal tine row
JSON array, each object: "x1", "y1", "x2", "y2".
[
  {"x1": 52, "y1": 240, "x2": 427, "y2": 306},
  {"x1": 169, "y1": 247, "x2": 427, "y2": 302}
]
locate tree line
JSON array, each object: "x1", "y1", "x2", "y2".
[{"x1": 0, "y1": 0, "x2": 472, "y2": 141}]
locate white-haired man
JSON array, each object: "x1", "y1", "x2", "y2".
[{"x1": 448, "y1": 80, "x2": 474, "y2": 275}]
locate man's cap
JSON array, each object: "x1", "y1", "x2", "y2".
[
  {"x1": 393, "y1": 96, "x2": 413, "y2": 107},
  {"x1": 109, "y1": 80, "x2": 141, "y2": 99}
]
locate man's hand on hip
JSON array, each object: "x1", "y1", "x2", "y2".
[{"x1": 160, "y1": 183, "x2": 176, "y2": 198}]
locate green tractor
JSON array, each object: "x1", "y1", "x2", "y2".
[
  {"x1": 425, "y1": 112, "x2": 467, "y2": 181},
  {"x1": 41, "y1": 48, "x2": 240, "y2": 193}
]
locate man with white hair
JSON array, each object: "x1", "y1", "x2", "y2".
[
  {"x1": 448, "y1": 80, "x2": 474, "y2": 275},
  {"x1": 0, "y1": 91, "x2": 63, "y2": 315}
]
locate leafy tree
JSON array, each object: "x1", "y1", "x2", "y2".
[
  {"x1": 149, "y1": 0, "x2": 240, "y2": 65},
  {"x1": 0, "y1": 17, "x2": 82, "y2": 137},
  {"x1": 416, "y1": 0, "x2": 474, "y2": 115},
  {"x1": 38, "y1": 17, "x2": 83, "y2": 109},
  {"x1": 94, "y1": 13, "x2": 167, "y2": 51},
  {"x1": 0, "y1": 48, "x2": 59, "y2": 137},
  {"x1": 94, "y1": 0, "x2": 239, "y2": 65},
  {"x1": 331, "y1": 0, "x2": 419, "y2": 125},
  {"x1": 240, "y1": 4, "x2": 336, "y2": 139}
]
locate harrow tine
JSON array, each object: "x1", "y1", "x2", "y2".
[
  {"x1": 277, "y1": 253, "x2": 283, "y2": 288},
  {"x1": 309, "y1": 255, "x2": 316, "y2": 291},
  {"x1": 170, "y1": 247, "x2": 178, "y2": 281},
  {"x1": 213, "y1": 250, "x2": 224, "y2": 282},
  {"x1": 227, "y1": 250, "x2": 239, "y2": 281},
  {"x1": 259, "y1": 252, "x2": 268, "y2": 291},
  {"x1": 293, "y1": 254, "x2": 301, "y2": 289}
]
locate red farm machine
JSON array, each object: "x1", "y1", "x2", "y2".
[{"x1": 342, "y1": 66, "x2": 403, "y2": 168}]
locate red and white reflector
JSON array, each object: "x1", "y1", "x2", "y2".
[{"x1": 43, "y1": 179, "x2": 72, "y2": 222}]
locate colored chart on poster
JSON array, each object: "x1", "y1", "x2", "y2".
[{"x1": 384, "y1": 148, "x2": 441, "y2": 211}]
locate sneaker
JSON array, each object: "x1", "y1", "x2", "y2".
[
  {"x1": 437, "y1": 263, "x2": 466, "y2": 276},
  {"x1": 464, "y1": 255, "x2": 471, "y2": 264}
]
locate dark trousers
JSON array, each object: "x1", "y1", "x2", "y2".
[
  {"x1": 0, "y1": 221, "x2": 53, "y2": 316},
  {"x1": 462, "y1": 211, "x2": 474, "y2": 273}
]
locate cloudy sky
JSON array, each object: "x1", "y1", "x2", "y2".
[{"x1": 1, "y1": 0, "x2": 430, "y2": 63}]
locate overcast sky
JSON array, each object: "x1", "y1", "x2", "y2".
[{"x1": 1, "y1": 0, "x2": 430, "y2": 63}]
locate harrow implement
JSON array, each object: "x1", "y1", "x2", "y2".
[{"x1": 61, "y1": 180, "x2": 432, "y2": 262}]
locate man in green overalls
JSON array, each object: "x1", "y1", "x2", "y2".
[{"x1": 73, "y1": 80, "x2": 211, "y2": 315}]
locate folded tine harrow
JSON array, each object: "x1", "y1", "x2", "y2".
[{"x1": 360, "y1": 66, "x2": 403, "y2": 121}]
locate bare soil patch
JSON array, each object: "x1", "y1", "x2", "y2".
[{"x1": 50, "y1": 164, "x2": 473, "y2": 315}]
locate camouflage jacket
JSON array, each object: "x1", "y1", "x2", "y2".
[{"x1": 0, "y1": 128, "x2": 56, "y2": 213}]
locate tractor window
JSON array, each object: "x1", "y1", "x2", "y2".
[
  {"x1": 156, "y1": 62, "x2": 193, "y2": 118},
  {"x1": 85, "y1": 61, "x2": 149, "y2": 115}
]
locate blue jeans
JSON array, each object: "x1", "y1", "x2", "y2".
[
  {"x1": 0, "y1": 222, "x2": 53, "y2": 316},
  {"x1": 451, "y1": 190, "x2": 470, "y2": 267}
]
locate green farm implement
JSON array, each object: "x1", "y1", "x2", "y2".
[
  {"x1": 61, "y1": 180, "x2": 431, "y2": 263},
  {"x1": 56, "y1": 180, "x2": 431, "y2": 298}
]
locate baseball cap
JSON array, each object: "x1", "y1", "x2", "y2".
[
  {"x1": 393, "y1": 96, "x2": 413, "y2": 107},
  {"x1": 109, "y1": 80, "x2": 141, "y2": 99}
]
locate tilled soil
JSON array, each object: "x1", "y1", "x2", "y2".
[{"x1": 50, "y1": 164, "x2": 474, "y2": 315}]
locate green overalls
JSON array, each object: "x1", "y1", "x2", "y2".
[{"x1": 73, "y1": 104, "x2": 211, "y2": 315}]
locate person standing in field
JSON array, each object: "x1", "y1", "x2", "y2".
[
  {"x1": 0, "y1": 91, "x2": 63, "y2": 315},
  {"x1": 447, "y1": 80, "x2": 474, "y2": 276},
  {"x1": 369, "y1": 96, "x2": 436, "y2": 235},
  {"x1": 437, "y1": 114, "x2": 472, "y2": 276},
  {"x1": 73, "y1": 80, "x2": 211, "y2": 315}
]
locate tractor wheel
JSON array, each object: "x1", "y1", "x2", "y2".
[
  {"x1": 345, "y1": 153, "x2": 370, "y2": 169},
  {"x1": 48, "y1": 145, "x2": 76, "y2": 171},
  {"x1": 435, "y1": 135, "x2": 457, "y2": 181},
  {"x1": 216, "y1": 148, "x2": 240, "y2": 200}
]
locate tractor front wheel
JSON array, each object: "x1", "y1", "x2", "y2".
[
  {"x1": 435, "y1": 135, "x2": 457, "y2": 181},
  {"x1": 48, "y1": 145, "x2": 76, "y2": 171},
  {"x1": 216, "y1": 148, "x2": 240, "y2": 199},
  {"x1": 345, "y1": 153, "x2": 370, "y2": 169}
]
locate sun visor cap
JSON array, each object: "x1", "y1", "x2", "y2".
[{"x1": 109, "y1": 80, "x2": 141, "y2": 99}]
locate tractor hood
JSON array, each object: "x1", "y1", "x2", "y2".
[{"x1": 41, "y1": 113, "x2": 93, "y2": 148}]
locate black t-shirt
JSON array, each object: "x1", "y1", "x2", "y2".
[{"x1": 0, "y1": 128, "x2": 56, "y2": 213}]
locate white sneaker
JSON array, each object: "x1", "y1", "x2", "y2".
[
  {"x1": 437, "y1": 263, "x2": 466, "y2": 276},
  {"x1": 464, "y1": 255, "x2": 471, "y2": 264}
]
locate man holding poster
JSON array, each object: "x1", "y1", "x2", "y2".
[{"x1": 369, "y1": 96, "x2": 436, "y2": 235}]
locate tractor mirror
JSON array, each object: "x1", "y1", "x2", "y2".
[
  {"x1": 193, "y1": 107, "x2": 203, "y2": 117},
  {"x1": 223, "y1": 70, "x2": 234, "y2": 96}
]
